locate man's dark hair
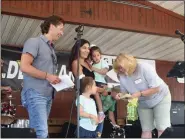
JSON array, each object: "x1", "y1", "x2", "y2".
[{"x1": 40, "y1": 15, "x2": 65, "y2": 34}]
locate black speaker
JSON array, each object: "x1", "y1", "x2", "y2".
[
  {"x1": 124, "y1": 120, "x2": 142, "y2": 138},
  {"x1": 171, "y1": 101, "x2": 185, "y2": 125},
  {"x1": 160, "y1": 125, "x2": 185, "y2": 138},
  {"x1": 124, "y1": 120, "x2": 157, "y2": 138},
  {"x1": 167, "y1": 61, "x2": 185, "y2": 78},
  {"x1": 1, "y1": 128, "x2": 36, "y2": 138}
]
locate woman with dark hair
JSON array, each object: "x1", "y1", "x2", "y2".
[{"x1": 69, "y1": 39, "x2": 106, "y2": 125}]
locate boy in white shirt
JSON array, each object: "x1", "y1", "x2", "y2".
[
  {"x1": 90, "y1": 46, "x2": 119, "y2": 137},
  {"x1": 76, "y1": 77, "x2": 99, "y2": 138}
]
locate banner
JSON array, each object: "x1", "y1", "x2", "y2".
[
  {"x1": 1, "y1": 49, "x2": 73, "y2": 90},
  {"x1": 1, "y1": 48, "x2": 155, "y2": 90}
]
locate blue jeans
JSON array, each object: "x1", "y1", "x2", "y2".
[
  {"x1": 21, "y1": 88, "x2": 52, "y2": 138},
  {"x1": 96, "y1": 121, "x2": 104, "y2": 134}
]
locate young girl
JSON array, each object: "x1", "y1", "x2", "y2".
[
  {"x1": 76, "y1": 77, "x2": 99, "y2": 138},
  {"x1": 89, "y1": 46, "x2": 109, "y2": 87},
  {"x1": 90, "y1": 46, "x2": 119, "y2": 137}
]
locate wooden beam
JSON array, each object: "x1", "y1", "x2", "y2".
[
  {"x1": 1, "y1": 0, "x2": 53, "y2": 19},
  {"x1": 2, "y1": 0, "x2": 184, "y2": 37}
]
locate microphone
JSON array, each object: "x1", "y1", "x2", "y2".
[
  {"x1": 75, "y1": 25, "x2": 84, "y2": 32},
  {"x1": 175, "y1": 30, "x2": 184, "y2": 38}
]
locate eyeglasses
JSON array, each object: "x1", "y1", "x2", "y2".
[
  {"x1": 50, "y1": 46, "x2": 58, "y2": 74},
  {"x1": 51, "y1": 52, "x2": 58, "y2": 74},
  {"x1": 48, "y1": 42, "x2": 57, "y2": 65},
  {"x1": 47, "y1": 41, "x2": 58, "y2": 74},
  {"x1": 51, "y1": 53, "x2": 57, "y2": 65}
]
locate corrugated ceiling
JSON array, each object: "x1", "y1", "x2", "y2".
[
  {"x1": 150, "y1": 1, "x2": 184, "y2": 16},
  {"x1": 1, "y1": 14, "x2": 184, "y2": 62}
]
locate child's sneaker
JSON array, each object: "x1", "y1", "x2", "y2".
[{"x1": 96, "y1": 132, "x2": 102, "y2": 138}]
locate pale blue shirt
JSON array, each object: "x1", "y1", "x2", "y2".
[
  {"x1": 119, "y1": 62, "x2": 170, "y2": 108},
  {"x1": 76, "y1": 95, "x2": 98, "y2": 131},
  {"x1": 92, "y1": 59, "x2": 109, "y2": 84},
  {"x1": 22, "y1": 35, "x2": 57, "y2": 96}
]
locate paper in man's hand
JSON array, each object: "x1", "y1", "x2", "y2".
[{"x1": 51, "y1": 75, "x2": 74, "y2": 92}]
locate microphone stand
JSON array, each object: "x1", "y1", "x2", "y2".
[{"x1": 75, "y1": 25, "x2": 84, "y2": 138}]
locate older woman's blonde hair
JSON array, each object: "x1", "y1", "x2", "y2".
[{"x1": 113, "y1": 53, "x2": 137, "y2": 75}]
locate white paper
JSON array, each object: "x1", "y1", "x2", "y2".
[
  {"x1": 51, "y1": 75, "x2": 74, "y2": 92},
  {"x1": 107, "y1": 83, "x2": 120, "y2": 88},
  {"x1": 106, "y1": 69, "x2": 120, "y2": 83},
  {"x1": 177, "y1": 77, "x2": 184, "y2": 83}
]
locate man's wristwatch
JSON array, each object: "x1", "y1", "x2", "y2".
[{"x1": 140, "y1": 91, "x2": 143, "y2": 97}]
